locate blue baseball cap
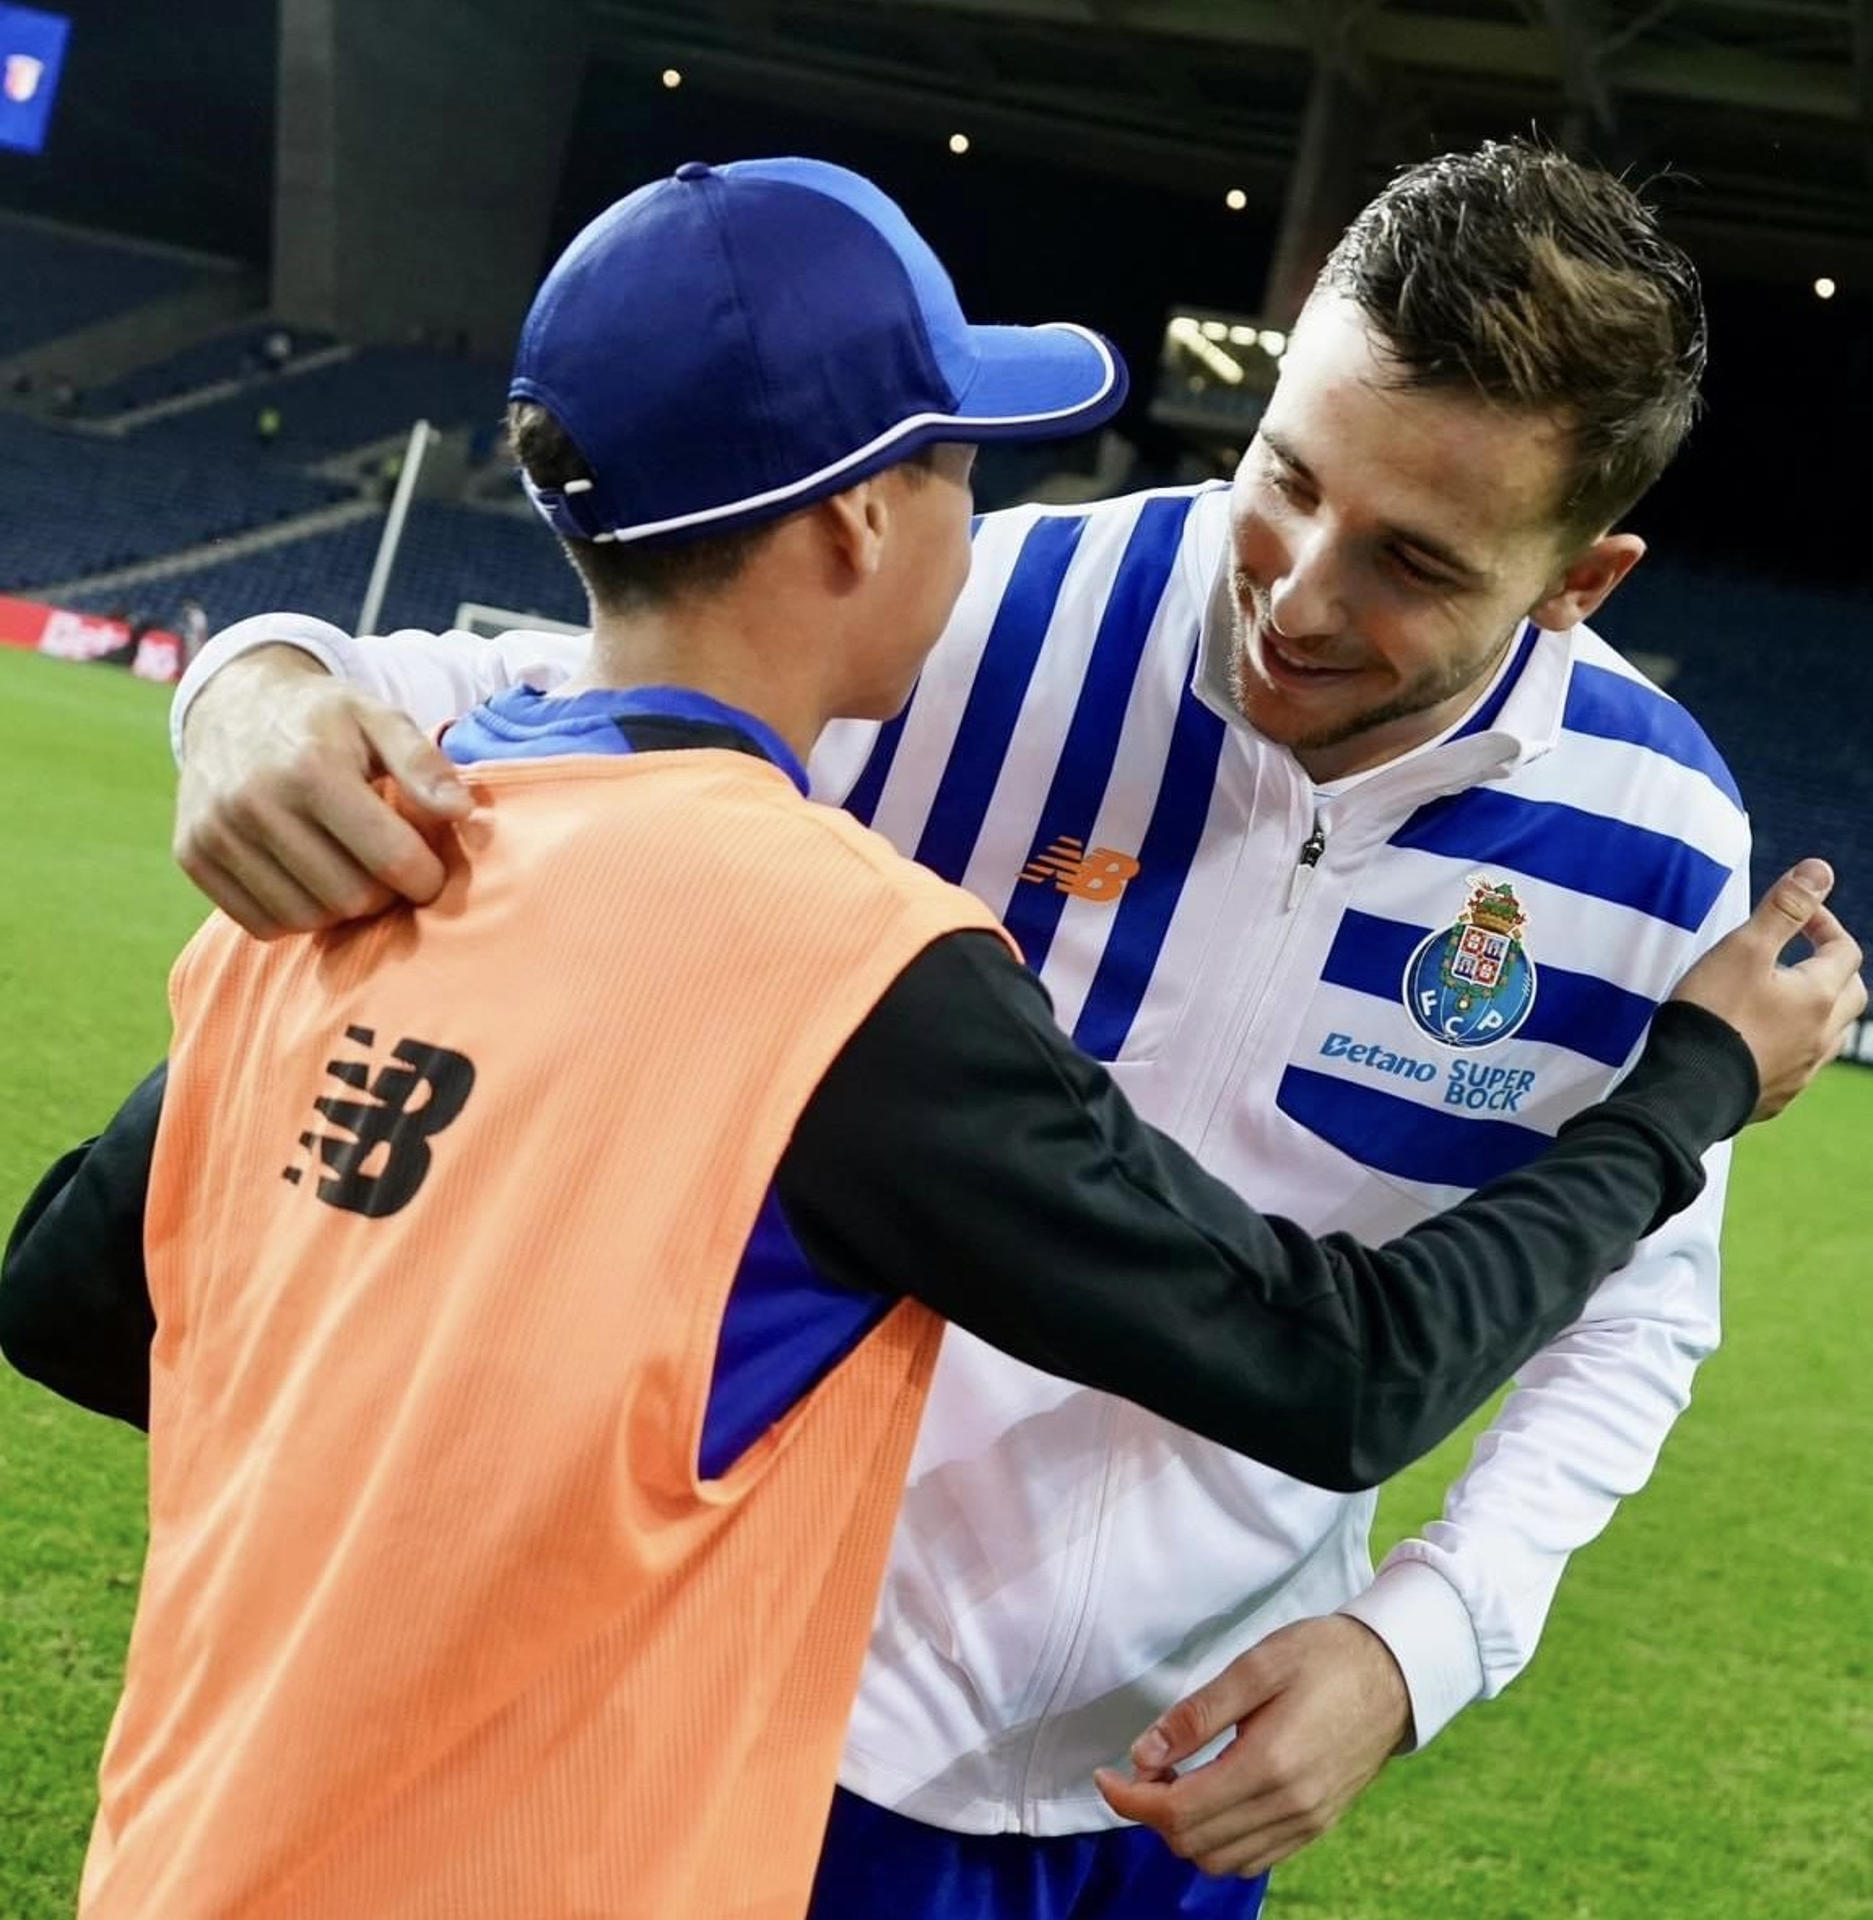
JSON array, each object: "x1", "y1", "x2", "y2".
[{"x1": 511, "y1": 156, "x2": 1129, "y2": 546}]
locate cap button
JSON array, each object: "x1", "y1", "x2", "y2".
[{"x1": 674, "y1": 161, "x2": 714, "y2": 183}]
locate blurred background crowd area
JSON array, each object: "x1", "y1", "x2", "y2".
[{"x1": 0, "y1": 0, "x2": 1863, "y2": 931}]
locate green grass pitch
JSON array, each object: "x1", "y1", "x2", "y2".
[{"x1": 0, "y1": 645, "x2": 1867, "y2": 1918}]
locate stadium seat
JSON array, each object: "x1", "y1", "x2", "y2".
[
  {"x1": 62, "y1": 500, "x2": 586, "y2": 637},
  {"x1": 1595, "y1": 560, "x2": 1869, "y2": 938},
  {"x1": 0, "y1": 413, "x2": 350, "y2": 594},
  {"x1": 124, "y1": 346, "x2": 507, "y2": 462},
  {"x1": 77, "y1": 323, "x2": 337, "y2": 419},
  {"x1": 0, "y1": 222, "x2": 209, "y2": 359}
]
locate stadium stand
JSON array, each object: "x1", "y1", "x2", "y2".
[
  {"x1": 125, "y1": 345, "x2": 507, "y2": 461},
  {"x1": 3, "y1": 271, "x2": 1855, "y2": 943},
  {"x1": 0, "y1": 221, "x2": 209, "y2": 359},
  {"x1": 1595, "y1": 561, "x2": 1870, "y2": 939},
  {"x1": 62, "y1": 500, "x2": 586, "y2": 636},
  {"x1": 0, "y1": 413, "x2": 350, "y2": 590},
  {"x1": 75, "y1": 323, "x2": 337, "y2": 418},
  {"x1": 34, "y1": 431, "x2": 1862, "y2": 949}
]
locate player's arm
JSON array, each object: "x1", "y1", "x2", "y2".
[
  {"x1": 0, "y1": 1066, "x2": 164, "y2": 1427},
  {"x1": 0, "y1": 1014, "x2": 1747, "y2": 1457},
  {"x1": 170, "y1": 497, "x2": 1051, "y2": 938},
  {"x1": 1093, "y1": 1151, "x2": 1739, "y2": 1880},
  {"x1": 778, "y1": 864, "x2": 1860, "y2": 1491},
  {"x1": 6, "y1": 867, "x2": 1854, "y2": 1481},
  {"x1": 1342, "y1": 861, "x2": 1749, "y2": 1739},
  {"x1": 1092, "y1": 864, "x2": 1836, "y2": 1886},
  {"x1": 171, "y1": 614, "x2": 588, "y2": 938},
  {"x1": 1353, "y1": 1152, "x2": 1726, "y2": 1716}
]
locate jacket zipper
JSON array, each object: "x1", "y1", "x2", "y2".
[
  {"x1": 995, "y1": 742, "x2": 1519, "y2": 1819},
  {"x1": 1185, "y1": 798, "x2": 1327, "y2": 1147},
  {"x1": 1285, "y1": 814, "x2": 1328, "y2": 911}
]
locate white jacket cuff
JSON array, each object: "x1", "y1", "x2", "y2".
[
  {"x1": 170, "y1": 612, "x2": 360, "y2": 761},
  {"x1": 1338, "y1": 1558, "x2": 1485, "y2": 1751}
]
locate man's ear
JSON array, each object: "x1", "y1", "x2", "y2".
[{"x1": 1529, "y1": 531, "x2": 1645, "y2": 631}]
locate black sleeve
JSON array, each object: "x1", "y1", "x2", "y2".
[
  {"x1": 777, "y1": 930, "x2": 1755, "y2": 1494},
  {"x1": 3, "y1": 937, "x2": 1755, "y2": 1484},
  {"x1": 0, "y1": 1064, "x2": 163, "y2": 1429}
]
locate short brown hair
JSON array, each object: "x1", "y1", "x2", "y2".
[
  {"x1": 508, "y1": 401, "x2": 774, "y2": 615},
  {"x1": 509, "y1": 402, "x2": 943, "y2": 616},
  {"x1": 1318, "y1": 140, "x2": 1707, "y2": 541}
]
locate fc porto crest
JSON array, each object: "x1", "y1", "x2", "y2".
[{"x1": 1405, "y1": 877, "x2": 1538, "y2": 1049}]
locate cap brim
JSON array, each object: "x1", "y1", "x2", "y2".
[
  {"x1": 942, "y1": 322, "x2": 1129, "y2": 440},
  {"x1": 529, "y1": 320, "x2": 1130, "y2": 547}
]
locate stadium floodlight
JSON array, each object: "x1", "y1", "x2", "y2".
[{"x1": 1153, "y1": 307, "x2": 1282, "y2": 432}]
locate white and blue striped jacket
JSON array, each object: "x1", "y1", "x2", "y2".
[{"x1": 187, "y1": 480, "x2": 1749, "y2": 1838}]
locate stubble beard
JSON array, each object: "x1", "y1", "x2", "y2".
[{"x1": 1227, "y1": 587, "x2": 1518, "y2": 755}]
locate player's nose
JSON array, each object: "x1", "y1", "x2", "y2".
[{"x1": 1265, "y1": 530, "x2": 1349, "y2": 640}]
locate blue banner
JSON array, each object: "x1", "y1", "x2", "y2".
[{"x1": 0, "y1": 6, "x2": 69, "y2": 156}]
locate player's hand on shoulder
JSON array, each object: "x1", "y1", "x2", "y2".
[
  {"x1": 1671, "y1": 859, "x2": 1866, "y2": 1121},
  {"x1": 174, "y1": 642, "x2": 473, "y2": 939}
]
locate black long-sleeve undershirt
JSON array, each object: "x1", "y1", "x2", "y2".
[
  {"x1": 0, "y1": 931, "x2": 1751, "y2": 1494},
  {"x1": 782, "y1": 932, "x2": 1748, "y2": 1490},
  {"x1": 2, "y1": 1064, "x2": 161, "y2": 1429}
]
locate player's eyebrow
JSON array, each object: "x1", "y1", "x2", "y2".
[{"x1": 1260, "y1": 428, "x2": 1491, "y2": 586}]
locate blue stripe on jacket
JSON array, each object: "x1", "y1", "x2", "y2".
[
  {"x1": 1321, "y1": 908, "x2": 1657, "y2": 1070},
  {"x1": 1276, "y1": 1065, "x2": 1554, "y2": 1188},
  {"x1": 1001, "y1": 494, "x2": 1200, "y2": 975},
  {"x1": 1389, "y1": 789, "x2": 1732, "y2": 934},
  {"x1": 1561, "y1": 661, "x2": 1744, "y2": 809}
]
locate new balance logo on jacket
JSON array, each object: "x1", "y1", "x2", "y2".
[{"x1": 1018, "y1": 837, "x2": 1141, "y2": 902}]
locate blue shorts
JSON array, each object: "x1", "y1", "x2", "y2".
[{"x1": 808, "y1": 1785, "x2": 1270, "y2": 1920}]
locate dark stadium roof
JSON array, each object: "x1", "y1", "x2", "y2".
[{"x1": 585, "y1": 0, "x2": 1873, "y2": 283}]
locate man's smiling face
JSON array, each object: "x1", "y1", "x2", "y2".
[{"x1": 1226, "y1": 293, "x2": 1617, "y2": 781}]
